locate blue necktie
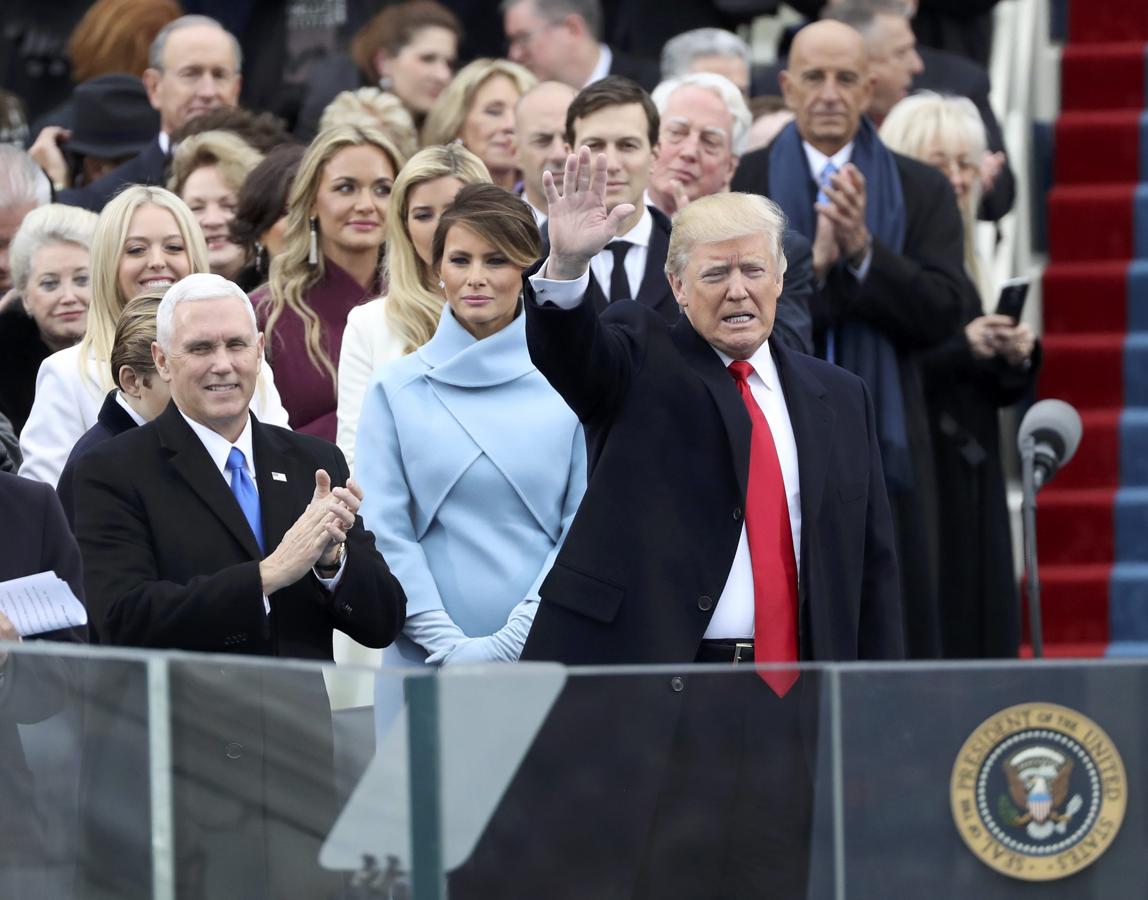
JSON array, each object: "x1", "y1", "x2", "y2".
[
  {"x1": 816, "y1": 160, "x2": 838, "y2": 207},
  {"x1": 226, "y1": 447, "x2": 264, "y2": 554}
]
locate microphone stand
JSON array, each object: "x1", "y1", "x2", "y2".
[{"x1": 1019, "y1": 435, "x2": 1043, "y2": 658}]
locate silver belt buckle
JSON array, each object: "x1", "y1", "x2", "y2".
[{"x1": 732, "y1": 642, "x2": 753, "y2": 665}]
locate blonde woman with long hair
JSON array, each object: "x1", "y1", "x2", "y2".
[
  {"x1": 19, "y1": 186, "x2": 288, "y2": 486},
  {"x1": 881, "y1": 92, "x2": 1039, "y2": 659},
  {"x1": 422, "y1": 58, "x2": 536, "y2": 190},
  {"x1": 336, "y1": 143, "x2": 489, "y2": 470},
  {"x1": 250, "y1": 124, "x2": 407, "y2": 440}
]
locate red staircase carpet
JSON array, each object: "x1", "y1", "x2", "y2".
[{"x1": 1040, "y1": 0, "x2": 1148, "y2": 657}]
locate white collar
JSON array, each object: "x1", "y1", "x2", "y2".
[
  {"x1": 713, "y1": 340, "x2": 780, "y2": 393},
  {"x1": 524, "y1": 195, "x2": 548, "y2": 226},
  {"x1": 157, "y1": 132, "x2": 171, "y2": 154},
  {"x1": 585, "y1": 43, "x2": 613, "y2": 87},
  {"x1": 114, "y1": 391, "x2": 148, "y2": 426},
  {"x1": 179, "y1": 409, "x2": 256, "y2": 480},
  {"x1": 802, "y1": 140, "x2": 854, "y2": 180},
  {"x1": 614, "y1": 204, "x2": 653, "y2": 247}
]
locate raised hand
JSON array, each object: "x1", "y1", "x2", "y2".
[{"x1": 543, "y1": 146, "x2": 637, "y2": 280}]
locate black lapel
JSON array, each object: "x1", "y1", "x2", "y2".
[
  {"x1": 671, "y1": 317, "x2": 751, "y2": 500},
  {"x1": 155, "y1": 405, "x2": 263, "y2": 559},
  {"x1": 771, "y1": 340, "x2": 834, "y2": 551},
  {"x1": 587, "y1": 272, "x2": 608, "y2": 314},
  {"x1": 635, "y1": 206, "x2": 673, "y2": 316},
  {"x1": 251, "y1": 419, "x2": 313, "y2": 552},
  {"x1": 97, "y1": 390, "x2": 142, "y2": 437}
]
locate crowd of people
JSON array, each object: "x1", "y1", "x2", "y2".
[{"x1": 0, "y1": 0, "x2": 1033, "y2": 897}]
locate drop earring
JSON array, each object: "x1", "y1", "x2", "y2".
[
  {"x1": 308, "y1": 217, "x2": 319, "y2": 266},
  {"x1": 438, "y1": 279, "x2": 446, "y2": 290}
]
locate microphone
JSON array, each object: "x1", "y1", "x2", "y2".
[{"x1": 1017, "y1": 399, "x2": 1083, "y2": 490}]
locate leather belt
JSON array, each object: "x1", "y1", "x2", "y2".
[{"x1": 695, "y1": 639, "x2": 755, "y2": 664}]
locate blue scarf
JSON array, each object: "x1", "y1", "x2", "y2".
[{"x1": 768, "y1": 119, "x2": 913, "y2": 491}]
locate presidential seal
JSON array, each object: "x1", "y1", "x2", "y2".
[{"x1": 950, "y1": 702, "x2": 1126, "y2": 881}]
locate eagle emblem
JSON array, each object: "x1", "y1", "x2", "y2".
[{"x1": 999, "y1": 746, "x2": 1083, "y2": 840}]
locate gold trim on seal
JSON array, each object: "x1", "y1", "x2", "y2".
[{"x1": 950, "y1": 702, "x2": 1126, "y2": 881}]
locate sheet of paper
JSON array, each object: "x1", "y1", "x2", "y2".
[{"x1": 0, "y1": 570, "x2": 88, "y2": 636}]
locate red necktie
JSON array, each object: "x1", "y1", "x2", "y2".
[{"x1": 728, "y1": 361, "x2": 799, "y2": 696}]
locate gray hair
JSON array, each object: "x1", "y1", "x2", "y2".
[
  {"x1": 156, "y1": 272, "x2": 257, "y2": 351},
  {"x1": 660, "y1": 28, "x2": 750, "y2": 81},
  {"x1": 651, "y1": 72, "x2": 752, "y2": 156},
  {"x1": 0, "y1": 146, "x2": 50, "y2": 211},
  {"x1": 9, "y1": 204, "x2": 99, "y2": 293},
  {"x1": 825, "y1": 0, "x2": 914, "y2": 39},
  {"x1": 665, "y1": 192, "x2": 788, "y2": 280},
  {"x1": 148, "y1": 15, "x2": 243, "y2": 74},
  {"x1": 498, "y1": 0, "x2": 602, "y2": 41}
]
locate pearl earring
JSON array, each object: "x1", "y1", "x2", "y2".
[
  {"x1": 308, "y1": 216, "x2": 319, "y2": 266},
  {"x1": 439, "y1": 280, "x2": 445, "y2": 289}
]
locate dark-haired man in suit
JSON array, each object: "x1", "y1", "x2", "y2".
[{"x1": 73, "y1": 272, "x2": 405, "y2": 898}]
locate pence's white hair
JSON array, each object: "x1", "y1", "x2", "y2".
[{"x1": 156, "y1": 272, "x2": 257, "y2": 351}]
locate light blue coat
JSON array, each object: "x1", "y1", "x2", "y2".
[{"x1": 356, "y1": 306, "x2": 586, "y2": 668}]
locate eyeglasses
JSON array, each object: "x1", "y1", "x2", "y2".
[
  {"x1": 660, "y1": 121, "x2": 730, "y2": 157},
  {"x1": 506, "y1": 21, "x2": 557, "y2": 51}
]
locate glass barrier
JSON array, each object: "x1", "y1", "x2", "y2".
[{"x1": 2, "y1": 645, "x2": 1145, "y2": 899}]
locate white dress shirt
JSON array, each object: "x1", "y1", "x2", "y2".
[
  {"x1": 585, "y1": 43, "x2": 613, "y2": 87},
  {"x1": 114, "y1": 391, "x2": 148, "y2": 426},
  {"x1": 588, "y1": 206, "x2": 651, "y2": 302},
  {"x1": 178, "y1": 410, "x2": 345, "y2": 605},
  {"x1": 802, "y1": 139, "x2": 872, "y2": 280},
  {"x1": 527, "y1": 267, "x2": 802, "y2": 640}
]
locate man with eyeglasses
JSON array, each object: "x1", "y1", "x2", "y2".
[
  {"x1": 58, "y1": 15, "x2": 241, "y2": 213},
  {"x1": 649, "y1": 73, "x2": 815, "y2": 353},
  {"x1": 501, "y1": 0, "x2": 659, "y2": 92}
]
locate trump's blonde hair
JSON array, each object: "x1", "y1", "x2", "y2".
[{"x1": 666, "y1": 192, "x2": 788, "y2": 280}]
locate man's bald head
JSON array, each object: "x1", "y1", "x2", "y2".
[
  {"x1": 781, "y1": 20, "x2": 874, "y2": 156},
  {"x1": 515, "y1": 81, "x2": 578, "y2": 211}
]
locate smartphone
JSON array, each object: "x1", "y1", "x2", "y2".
[{"x1": 995, "y1": 276, "x2": 1030, "y2": 321}]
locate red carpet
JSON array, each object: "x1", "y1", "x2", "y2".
[{"x1": 1037, "y1": 1, "x2": 1148, "y2": 656}]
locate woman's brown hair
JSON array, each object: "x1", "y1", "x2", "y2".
[
  {"x1": 431, "y1": 184, "x2": 542, "y2": 273},
  {"x1": 68, "y1": 0, "x2": 182, "y2": 82},
  {"x1": 351, "y1": 0, "x2": 462, "y2": 82}
]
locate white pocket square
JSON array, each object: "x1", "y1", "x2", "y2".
[{"x1": 272, "y1": 472, "x2": 287, "y2": 482}]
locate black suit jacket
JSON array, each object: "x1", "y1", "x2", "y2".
[
  {"x1": 606, "y1": 46, "x2": 662, "y2": 93},
  {"x1": 523, "y1": 280, "x2": 902, "y2": 666},
  {"x1": 72, "y1": 405, "x2": 405, "y2": 898},
  {"x1": 0, "y1": 472, "x2": 85, "y2": 885},
  {"x1": 57, "y1": 135, "x2": 168, "y2": 213},
  {"x1": 452, "y1": 276, "x2": 901, "y2": 900},
  {"x1": 73, "y1": 402, "x2": 404, "y2": 655},
  {"x1": 56, "y1": 389, "x2": 138, "y2": 529}
]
